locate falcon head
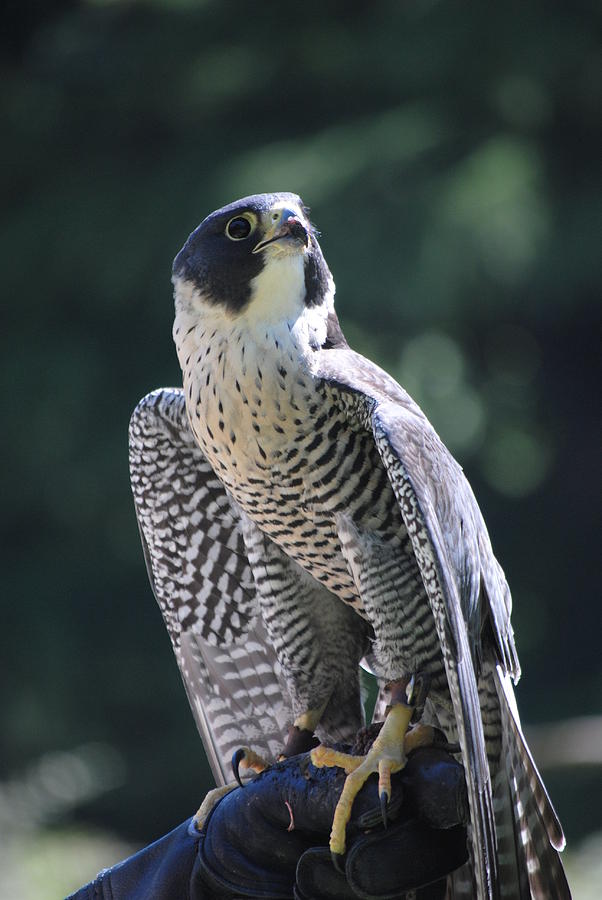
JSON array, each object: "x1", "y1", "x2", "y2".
[{"x1": 172, "y1": 193, "x2": 333, "y2": 320}]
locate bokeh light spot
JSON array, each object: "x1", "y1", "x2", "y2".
[{"x1": 481, "y1": 426, "x2": 552, "y2": 497}]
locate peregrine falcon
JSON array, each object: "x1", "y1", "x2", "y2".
[{"x1": 129, "y1": 192, "x2": 570, "y2": 898}]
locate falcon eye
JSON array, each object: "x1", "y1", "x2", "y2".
[{"x1": 226, "y1": 215, "x2": 253, "y2": 241}]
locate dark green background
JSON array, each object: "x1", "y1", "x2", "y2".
[{"x1": 3, "y1": 0, "x2": 600, "y2": 851}]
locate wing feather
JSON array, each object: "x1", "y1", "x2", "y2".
[
  {"x1": 129, "y1": 388, "x2": 289, "y2": 785},
  {"x1": 314, "y1": 347, "x2": 523, "y2": 899}
]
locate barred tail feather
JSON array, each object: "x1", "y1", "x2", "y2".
[{"x1": 495, "y1": 669, "x2": 571, "y2": 899}]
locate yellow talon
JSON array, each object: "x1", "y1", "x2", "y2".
[
  {"x1": 232, "y1": 746, "x2": 270, "y2": 786},
  {"x1": 294, "y1": 706, "x2": 326, "y2": 733},
  {"x1": 241, "y1": 748, "x2": 270, "y2": 773},
  {"x1": 330, "y1": 768, "x2": 365, "y2": 854},
  {"x1": 378, "y1": 758, "x2": 391, "y2": 805},
  {"x1": 312, "y1": 700, "x2": 416, "y2": 856},
  {"x1": 311, "y1": 745, "x2": 364, "y2": 774},
  {"x1": 404, "y1": 722, "x2": 437, "y2": 753}
]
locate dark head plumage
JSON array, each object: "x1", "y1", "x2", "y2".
[{"x1": 172, "y1": 192, "x2": 331, "y2": 315}]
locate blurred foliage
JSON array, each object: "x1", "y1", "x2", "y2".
[
  {"x1": 2, "y1": 0, "x2": 601, "y2": 870},
  {"x1": 0, "y1": 827, "x2": 132, "y2": 899}
]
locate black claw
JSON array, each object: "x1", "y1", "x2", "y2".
[
  {"x1": 380, "y1": 791, "x2": 388, "y2": 829},
  {"x1": 331, "y1": 851, "x2": 345, "y2": 874},
  {"x1": 232, "y1": 748, "x2": 246, "y2": 788}
]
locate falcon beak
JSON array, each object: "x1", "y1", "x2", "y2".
[{"x1": 252, "y1": 208, "x2": 309, "y2": 254}]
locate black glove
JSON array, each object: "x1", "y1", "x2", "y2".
[
  {"x1": 199, "y1": 745, "x2": 468, "y2": 899},
  {"x1": 68, "y1": 745, "x2": 468, "y2": 900}
]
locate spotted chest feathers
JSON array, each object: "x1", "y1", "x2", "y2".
[
  {"x1": 180, "y1": 316, "x2": 326, "y2": 482},
  {"x1": 174, "y1": 311, "x2": 406, "y2": 608},
  {"x1": 174, "y1": 252, "x2": 331, "y2": 475}
]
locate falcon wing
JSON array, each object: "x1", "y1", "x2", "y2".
[
  {"x1": 129, "y1": 388, "x2": 290, "y2": 786},
  {"x1": 314, "y1": 347, "x2": 521, "y2": 899}
]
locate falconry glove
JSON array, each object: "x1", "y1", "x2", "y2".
[
  {"x1": 67, "y1": 746, "x2": 467, "y2": 900},
  {"x1": 189, "y1": 744, "x2": 469, "y2": 899}
]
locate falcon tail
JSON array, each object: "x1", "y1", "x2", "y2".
[{"x1": 493, "y1": 669, "x2": 570, "y2": 899}]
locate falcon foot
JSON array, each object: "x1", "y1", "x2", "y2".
[
  {"x1": 232, "y1": 747, "x2": 270, "y2": 788},
  {"x1": 311, "y1": 674, "x2": 431, "y2": 859},
  {"x1": 194, "y1": 747, "x2": 271, "y2": 830}
]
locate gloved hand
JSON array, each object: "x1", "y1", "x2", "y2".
[{"x1": 198, "y1": 744, "x2": 469, "y2": 899}]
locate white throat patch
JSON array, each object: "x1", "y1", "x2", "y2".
[
  {"x1": 173, "y1": 246, "x2": 336, "y2": 377},
  {"x1": 237, "y1": 250, "x2": 335, "y2": 354},
  {"x1": 247, "y1": 251, "x2": 306, "y2": 326}
]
